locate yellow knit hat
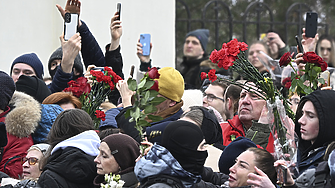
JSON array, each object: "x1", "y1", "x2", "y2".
[{"x1": 156, "y1": 67, "x2": 184, "y2": 102}]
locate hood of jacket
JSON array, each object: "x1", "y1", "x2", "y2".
[
  {"x1": 5, "y1": 91, "x2": 41, "y2": 138},
  {"x1": 134, "y1": 144, "x2": 201, "y2": 188},
  {"x1": 51, "y1": 130, "x2": 100, "y2": 156},
  {"x1": 295, "y1": 90, "x2": 335, "y2": 158}
]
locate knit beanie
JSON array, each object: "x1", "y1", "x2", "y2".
[
  {"x1": 185, "y1": 29, "x2": 210, "y2": 52},
  {"x1": 102, "y1": 134, "x2": 140, "y2": 174},
  {"x1": 48, "y1": 47, "x2": 83, "y2": 78},
  {"x1": 28, "y1": 143, "x2": 50, "y2": 156},
  {"x1": 0, "y1": 71, "x2": 15, "y2": 110},
  {"x1": 156, "y1": 67, "x2": 184, "y2": 102},
  {"x1": 11, "y1": 53, "x2": 44, "y2": 79},
  {"x1": 42, "y1": 92, "x2": 82, "y2": 109},
  {"x1": 161, "y1": 120, "x2": 208, "y2": 175},
  {"x1": 15, "y1": 75, "x2": 51, "y2": 103},
  {"x1": 218, "y1": 137, "x2": 256, "y2": 174}
]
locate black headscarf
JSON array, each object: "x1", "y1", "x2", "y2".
[
  {"x1": 161, "y1": 120, "x2": 208, "y2": 175},
  {"x1": 295, "y1": 90, "x2": 335, "y2": 159}
]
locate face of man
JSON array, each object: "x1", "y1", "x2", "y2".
[
  {"x1": 238, "y1": 85, "x2": 266, "y2": 129},
  {"x1": 248, "y1": 43, "x2": 268, "y2": 73},
  {"x1": 203, "y1": 84, "x2": 225, "y2": 118},
  {"x1": 183, "y1": 36, "x2": 204, "y2": 60},
  {"x1": 11, "y1": 63, "x2": 36, "y2": 83}
]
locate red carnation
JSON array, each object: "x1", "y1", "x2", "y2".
[
  {"x1": 147, "y1": 67, "x2": 160, "y2": 79},
  {"x1": 150, "y1": 80, "x2": 159, "y2": 92},
  {"x1": 238, "y1": 41, "x2": 248, "y2": 51},
  {"x1": 208, "y1": 69, "x2": 217, "y2": 82},
  {"x1": 104, "y1": 66, "x2": 112, "y2": 72},
  {"x1": 95, "y1": 110, "x2": 106, "y2": 121},
  {"x1": 210, "y1": 49, "x2": 219, "y2": 63},
  {"x1": 279, "y1": 52, "x2": 292, "y2": 66},
  {"x1": 201, "y1": 72, "x2": 207, "y2": 80}
]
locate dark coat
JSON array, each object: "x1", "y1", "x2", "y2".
[{"x1": 38, "y1": 147, "x2": 97, "y2": 188}]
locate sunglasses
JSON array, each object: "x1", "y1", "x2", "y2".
[{"x1": 22, "y1": 157, "x2": 38, "y2": 165}]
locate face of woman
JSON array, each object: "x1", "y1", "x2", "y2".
[
  {"x1": 298, "y1": 101, "x2": 319, "y2": 144},
  {"x1": 22, "y1": 149, "x2": 43, "y2": 179},
  {"x1": 94, "y1": 142, "x2": 120, "y2": 175},
  {"x1": 319, "y1": 39, "x2": 332, "y2": 63},
  {"x1": 228, "y1": 150, "x2": 256, "y2": 187}
]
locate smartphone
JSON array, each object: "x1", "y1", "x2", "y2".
[
  {"x1": 116, "y1": 3, "x2": 121, "y2": 21},
  {"x1": 277, "y1": 165, "x2": 287, "y2": 184},
  {"x1": 130, "y1": 65, "x2": 135, "y2": 77},
  {"x1": 64, "y1": 13, "x2": 78, "y2": 41},
  {"x1": 91, "y1": 67, "x2": 104, "y2": 72},
  {"x1": 305, "y1": 12, "x2": 318, "y2": 38},
  {"x1": 295, "y1": 35, "x2": 304, "y2": 53},
  {"x1": 140, "y1": 34, "x2": 151, "y2": 56}
]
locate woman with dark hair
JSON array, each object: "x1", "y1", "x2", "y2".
[
  {"x1": 93, "y1": 134, "x2": 140, "y2": 188},
  {"x1": 38, "y1": 109, "x2": 100, "y2": 188}
]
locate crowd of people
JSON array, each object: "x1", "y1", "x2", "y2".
[{"x1": 1, "y1": 0, "x2": 335, "y2": 188}]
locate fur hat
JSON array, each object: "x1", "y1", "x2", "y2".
[
  {"x1": 11, "y1": 53, "x2": 44, "y2": 79},
  {"x1": 0, "y1": 71, "x2": 15, "y2": 110},
  {"x1": 185, "y1": 29, "x2": 210, "y2": 52},
  {"x1": 218, "y1": 137, "x2": 256, "y2": 174},
  {"x1": 156, "y1": 67, "x2": 184, "y2": 102},
  {"x1": 15, "y1": 75, "x2": 51, "y2": 103},
  {"x1": 48, "y1": 47, "x2": 83, "y2": 78},
  {"x1": 102, "y1": 134, "x2": 140, "y2": 174}
]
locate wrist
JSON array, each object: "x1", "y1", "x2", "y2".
[{"x1": 109, "y1": 38, "x2": 120, "y2": 51}]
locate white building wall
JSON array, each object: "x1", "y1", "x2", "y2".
[{"x1": 0, "y1": 0, "x2": 175, "y2": 79}]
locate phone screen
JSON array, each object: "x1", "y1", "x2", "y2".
[{"x1": 305, "y1": 12, "x2": 318, "y2": 38}]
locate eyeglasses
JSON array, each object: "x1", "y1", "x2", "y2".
[
  {"x1": 22, "y1": 157, "x2": 38, "y2": 165},
  {"x1": 203, "y1": 93, "x2": 224, "y2": 102}
]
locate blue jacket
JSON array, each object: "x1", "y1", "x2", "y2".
[{"x1": 135, "y1": 144, "x2": 201, "y2": 188}]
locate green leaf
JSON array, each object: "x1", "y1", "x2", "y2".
[
  {"x1": 124, "y1": 108, "x2": 131, "y2": 118},
  {"x1": 317, "y1": 78, "x2": 325, "y2": 84},
  {"x1": 143, "y1": 80, "x2": 155, "y2": 90},
  {"x1": 127, "y1": 78, "x2": 137, "y2": 91},
  {"x1": 138, "y1": 79, "x2": 147, "y2": 89},
  {"x1": 150, "y1": 96, "x2": 166, "y2": 105},
  {"x1": 137, "y1": 120, "x2": 151, "y2": 127},
  {"x1": 133, "y1": 107, "x2": 141, "y2": 120},
  {"x1": 147, "y1": 114, "x2": 164, "y2": 122},
  {"x1": 144, "y1": 105, "x2": 157, "y2": 114}
]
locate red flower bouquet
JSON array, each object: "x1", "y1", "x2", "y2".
[
  {"x1": 279, "y1": 51, "x2": 327, "y2": 95},
  {"x1": 64, "y1": 66, "x2": 122, "y2": 128}
]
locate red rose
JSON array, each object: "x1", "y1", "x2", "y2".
[
  {"x1": 208, "y1": 69, "x2": 217, "y2": 82},
  {"x1": 303, "y1": 52, "x2": 322, "y2": 64},
  {"x1": 147, "y1": 67, "x2": 160, "y2": 79},
  {"x1": 201, "y1": 72, "x2": 207, "y2": 80},
  {"x1": 319, "y1": 60, "x2": 328, "y2": 71},
  {"x1": 150, "y1": 80, "x2": 159, "y2": 92},
  {"x1": 95, "y1": 110, "x2": 106, "y2": 121},
  {"x1": 279, "y1": 52, "x2": 292, "y2": 66},
  {"x1": 282, "y1": 77, "x2": 292, "y2": 89}
]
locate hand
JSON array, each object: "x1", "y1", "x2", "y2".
[
  {"x1": 294, "y1": 52, "x2": 305, "y2": 75},
  {"x1": 258, "y1": 104, "x2": 270, "y2": 124},
  {"x1": 116, "y1": 80, "x2": 135, "y2": 108},
  {"x1": 60, "y1": 33, "x2": 81, "y2": 73},
  {"x1": 84, "y1": 65, "x2": 96, "y2": 86},
  {"x1": 56, "y1": 0, "x2": 82, "y2": 27},
  {"x1": 267, "y1": 32, "x2": 286, "y2": 49},
  {"x1": 137, "y1": 39, "x2": 152, "y2": 63},
  {"x1": 302, "y1": 28, "x2": 319, "y2": 52},
  {"x1": 247, "y1": 166, "x2": 276, "y2": 188},
  {"x1": 274, "y1": 160, "x2": 295, "y2": 186},
  {"x1": 109, "y1": 12, "x2": 122, "y2": 51}
]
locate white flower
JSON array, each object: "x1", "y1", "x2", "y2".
[{"x1": 109, "y1": 181, "x2": 117, "y2": 188}]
